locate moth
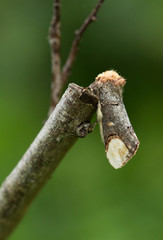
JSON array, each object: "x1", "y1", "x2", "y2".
[{"x1": 90, "y1": 70, "x2": 139, "y2": 169}]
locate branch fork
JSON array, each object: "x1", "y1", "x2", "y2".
[{"x1": 49, "y1": 0, "x2": 105, "y2": 114}]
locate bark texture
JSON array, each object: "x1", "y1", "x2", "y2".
[
  {"x1": 49, "y1": 0, "x2": 61, "y2": 114},
  {"x1": 0, "y1": 72, "x2": 139, "y2": 239},
  {"x1": 48, "y1": 0, "x2": 104, "y2": 114},
  {"x1": 0, "y1": 83, "x2": 97, "y2": 240},
  {"x1": 90, "y1": 70, "x2": 139, "y2": 168}
]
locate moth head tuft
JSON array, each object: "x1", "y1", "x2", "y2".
[{"x1": 95, "y1": 70, "x2": 126, "y2": 87}]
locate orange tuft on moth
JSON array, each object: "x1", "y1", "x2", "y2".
[{"x1": 95, "y1": 70, "x2": 126, "y2": 87}]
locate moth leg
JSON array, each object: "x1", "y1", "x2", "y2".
[{"x1": 76, "y1": 121, "x2": 96, "y2": 138}]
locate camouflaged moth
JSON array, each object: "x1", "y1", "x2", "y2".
[{"x1": 90, "y1": 70, "x2": 139, "y2": 169}]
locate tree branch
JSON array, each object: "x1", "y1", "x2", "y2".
[
  {"x1": 0, "y1": 0, "x2": 140, "y2": 238},
  {"x1": 48, "y1": 0, "x2": 104, "y2": 115},
  {"x1": 49, "y1": 0, "x2": 61, "y2": 115},
  {"x1": 0, "y1": 84, "x2": 97, "y2": 240},
  {"x1": 61, "y1": 0, "x2": 104, "y2": 85},
  {"x1": 0, "y1": 70, "x2": 140, "y2": 239}
]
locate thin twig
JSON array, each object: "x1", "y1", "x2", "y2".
[
  {"x1": 49, "y1": 0, "x2": 61, "y2": 115},
  {"x1": 48, "y1": 0, "x2": 104, "y2": 114},
  {"x1": 0, "y1": 84, "x2": 97, "y2": 240},
  {"x1": 61, "y1": 0, "x2": 104, "y2": 84}
]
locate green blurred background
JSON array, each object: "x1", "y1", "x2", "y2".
[{"x1": 0, "y1": 0, "x2": 163, "y2": 239}]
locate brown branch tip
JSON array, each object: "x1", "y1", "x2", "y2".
[
  {"x1": 49, "y1": 0, "x2": 105, "y2": 113},
  {"x1": 49, "y1": 0, "x2": 61, "y2": 114},
  {"x1": 62, "y1": 0, "x2": 105, "y2": 85}
]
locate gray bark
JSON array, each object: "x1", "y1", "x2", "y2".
[
  {"x1": 0, "y1": 75, "x2": 139, "y2": 239},
  {"x1": 90, "y1": 71, "x2": 139, "y2": 169},
  {"x1": 93, "y1": 81, "x2": 139, "y2": 155},
  {"x1": 0, "y1": 83, "x2": 97, "y2": 240}
]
